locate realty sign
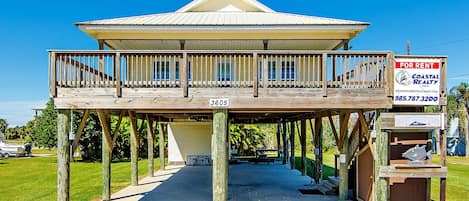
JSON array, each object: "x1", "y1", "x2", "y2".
[{"x1": 394, "y1": 58, "x2": 441, "y2": 105}]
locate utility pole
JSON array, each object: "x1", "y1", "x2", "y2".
[{"x1": 407, "y1": 40, "x2": 411, "y2": 55}]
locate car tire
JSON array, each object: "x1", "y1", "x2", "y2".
[{"x1": 4, "y1": 153, "x2": 9, "y2": 158}]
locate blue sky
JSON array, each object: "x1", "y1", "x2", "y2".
[{"x1": 0, "y1": 0, "x2": 468, "y2": 126}]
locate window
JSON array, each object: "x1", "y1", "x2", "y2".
[
  {"x1": 154, "y1": 61, "x2": 183, "y2": 80},
  {"x1": 216, "y1": 61, "x2": 235, "y2": 81},
  {"x1": 154, "y1": 61, "x2": 171, "y2": 80},
  {"x1": 281, "y1": 61, "x2": 295, "y2": 81},
  {"x1": 258, "y1": 61, "x2": 277, "y2": 81}
]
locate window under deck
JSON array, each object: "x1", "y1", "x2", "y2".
[{"x1": 49, "y1": 50, "x2": 394, "y2": 111}]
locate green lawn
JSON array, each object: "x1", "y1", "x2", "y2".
[
  {"x1": 293, "y1": 151, "x2": 469, "y2": 201},
  {"x1": 431, "y1": 155, "x2": 469, "y2": 201},
  {"x1": 0, "y1": 156, "x2": 162, "y2": 201}
]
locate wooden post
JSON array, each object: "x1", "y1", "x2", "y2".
[
  {"x1": 290, "y1": 121, "x2": 296, "y2": 170},
  {"x1": 253, "y1": 53, "x2": 259, "y2": 97},
  {"x1": 276, "y1": 124, "x2": 281, "y2": 159},
  {"x1": 115, "y1": 53, "x2": 121, "y2": 97},
  {"x1": 375, "y1": 112, "x2": 389, "y2": 201},
  {"x1": 158, "y1": 123, "x2": 166, "y2": 171},
  {"x1": 300, "y1": 119, "x2": 307, "y2": 176},
  {"x1": 51, "y1": 52, "x2": 57, "y2": 97},
  {"x1": 57, "y1": 110, "x2": 70, "y2": 201},
  {"x1": 322, "y1": 53, "x2": 328, "y2": 97},
  {"x1": 98, "y1": 40, "x2": 105, "y2": 87},
  {"x1": 97, "y1": 111, "x2": 112, "y2": 201},
  {"x1": 315, "y1": 118, "x2": 324, "y2": 182},
  {"x1": 129, "y1": 112, "x2": 139, "y2": 186},
  {"x1": 282, "y1": 121, "x2": 288, "y2": 165},
  {"x1": 181, "y1": 53, "x2": 188, "y2": 97},
  {"x1": 146, "y1": 115, "x2": 155, "y2": 177},
  {"x1": 212, "y1": 109, "x2": 229, "y2": 201},
  {"x1": 440, "y1": 178, "x2": 446, "y2": 201},
  {"x1": 262, "y1": 56, "x2": 268, "y2": 88},
  {"x1": 338, "y1": 113, "x2": 349, "y2": 201},
  {"x1": 441, "y1": 106, "x2": 447, "y2": 166},
  {"x1": 440, "y1": 105, "x2": 447, "y2": 201}
]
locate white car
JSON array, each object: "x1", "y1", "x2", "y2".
[{"x1": 0, "y1": 148, "x2": 9, "y2": 158}]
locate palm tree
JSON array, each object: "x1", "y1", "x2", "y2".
[{"x1": 450, "y1": 83, "x2": 469, "y2": 157}]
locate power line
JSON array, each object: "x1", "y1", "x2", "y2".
[{"x1": 397, "y1": 37, "x2": 469, "y2": 54}]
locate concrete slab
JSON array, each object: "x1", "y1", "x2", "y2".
[
  {"x1": 137, "y1": 162, "x2": 338, "y2": 201},
  {"x1": 110, "y1": 166, "x2": 183, "y2": 201}
]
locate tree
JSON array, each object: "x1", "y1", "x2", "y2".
[
  {"x1": 32, "y1": 99, "x2": 57, "y2": 149},
  {"x1": 450, "y1": 83, "x2": 469, "y2": 157},
  {"x1": 230, "y1": 124, "x2": 266, "y2": 155},
  {"x1": 0, "y1": 119, "x2": 7, "y2": 136}
]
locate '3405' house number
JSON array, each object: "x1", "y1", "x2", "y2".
[{"x1": 209, "y1": 98, "x2": 230, "y2": 108}]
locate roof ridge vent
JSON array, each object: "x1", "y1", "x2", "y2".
[{"x1": 218, "y1": 4, "x2": 244, "y2": 12}]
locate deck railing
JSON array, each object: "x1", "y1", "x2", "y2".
[{"x1": 48, "y1": 50, "x2": 393, "y2": 98}]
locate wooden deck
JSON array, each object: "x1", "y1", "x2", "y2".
[{"x1": 49, "y1": 50, "x2": 394, "y2": 111}]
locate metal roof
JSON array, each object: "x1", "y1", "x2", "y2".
[{"x1": 76, "y1": 12, "x2": 369, "y2": 27}]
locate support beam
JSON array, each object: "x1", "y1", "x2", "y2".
[
  {"x1": 146, "y1": 115, "x2": 155, "y2": 177},
  {"x1": 71, "y1": 110, "x2": 90, "y2": 158},
  {"x1": 97, "y1": 111, "x2": 111, "y2": 201},
  {"x1": 212, "y1": 109, "x2": 229, "y2": 201},
  {"x1": 300, "y1": 119, "x2": 307, "y2": 176},
  {"x1": 290, "y1": 121, "x2": 296, "y2": 170},
  {"x1": 440, "y1": 178, "x2": 446, "y2": 201},
  {"x1": 440, "y1": 105, "x2": 447, "y2": 201},
  {"x1": 282, "y1": 121, "x2": 288, "y2": 165},
  {"x1": 158, "y1": 123, "x2": 166, "y2": 171},
  {"x1": 314, "y1": 118, "x2": 323, "y2": 183},
  {"x1": 276, "y1": 124, "x2": 281, "y2": 159},
  {"x1": 129, "y1": 111, "x2": 139, "y2": 186},
  {"x1": 111, "y1": 112, "x2": 124, "y2": 149},
  {"x1": 57, "y1": 110, "x2": 70, "y2": 201},
  {"x1": 338, "y1": 113, "x2": 350, "y2": 201},
  {"x1": 375, "y1": 111, "x2": 389, "y2": 201}
]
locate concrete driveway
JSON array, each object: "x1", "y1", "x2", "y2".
[{"x1": 138, "y1": 162, "x2": 337, "y2": 201}]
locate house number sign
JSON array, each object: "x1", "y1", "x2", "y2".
[{"x1": 209, "y1": 98, "x2": 230, "y2": 108}]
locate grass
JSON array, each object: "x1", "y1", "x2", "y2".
[
  {"x1": 294, "y1": 149, "x2": 336, "y2": 180},
  {"x1": 31, "y1": 149, "x2": 57, "y2": 155},
  {"x1": 0, "y1": 156, "x2": 162, "y2": 201},
  {"x1": 430, "y1": 155, "x2": 469, "y2": 201},
  {"x1": 293, "y1": 151, "x2": 469, "y2": 201}
]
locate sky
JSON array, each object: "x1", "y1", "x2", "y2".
[{"x1": 0, "y1": 0, "x2": 468, "y2": 126}]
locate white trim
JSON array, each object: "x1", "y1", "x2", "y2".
[
  {"x1": 176, "y1": 0, "x2": 275, "y2": 13},
  {"x1": 80, "y1": 25, "x2": 368, "y2": 31}
]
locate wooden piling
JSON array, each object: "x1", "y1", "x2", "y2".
[
  {"x1": 290, "y1": 121, "x2": 296, "y2": 170},
  {"x1": 129, "y1": 112, "x2": 139, "y2": 186},
  {"x1": 212, "y1": 109, "x2": 229, "y2": 201},
  {"x1": 158, "y1": 123, "x2": 166, "y2": 171},
  {"x1": 282, "y1": 121, "x2": 288, "y2": 165},
  {"x1": 57, "y1": 110, "x2": 70, "y2": 201},
  {"x1": 97, "y1": 111, "x2": 112, "y2": 201},
  {"x1": 375, "y1": 112, "x2": 389, "y2": 201},
  {"x1": 146, "y1": 116, "x2": 155, "y2": 177},
  {"x1": 277, "y1": 124, "x2": 281, "y2": 159},
  {"x1": 315, "y1": 118, "x2": 323, "y2": 182},
  {"x1": 300, "y1": 119, "x2": 307, "y2": 176},
  {"x1": 338, "y1": 113, "x2": 349, "y2": 201}
]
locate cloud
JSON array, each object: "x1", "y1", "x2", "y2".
[{"x1": 0, "y1": 100, "x2": 47, "y2": 127}]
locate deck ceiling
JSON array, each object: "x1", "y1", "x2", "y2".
[{"x1": 105, "y1": 39, "x2": 342, "y2": 50}]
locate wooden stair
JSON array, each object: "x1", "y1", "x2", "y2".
[{"x1": 317, "y1": 176, "x2": 340, "y2": 195}]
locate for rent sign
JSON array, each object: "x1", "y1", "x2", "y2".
[{"x1": 394, "y1": 58, "x2": 441, "y2": 105}]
